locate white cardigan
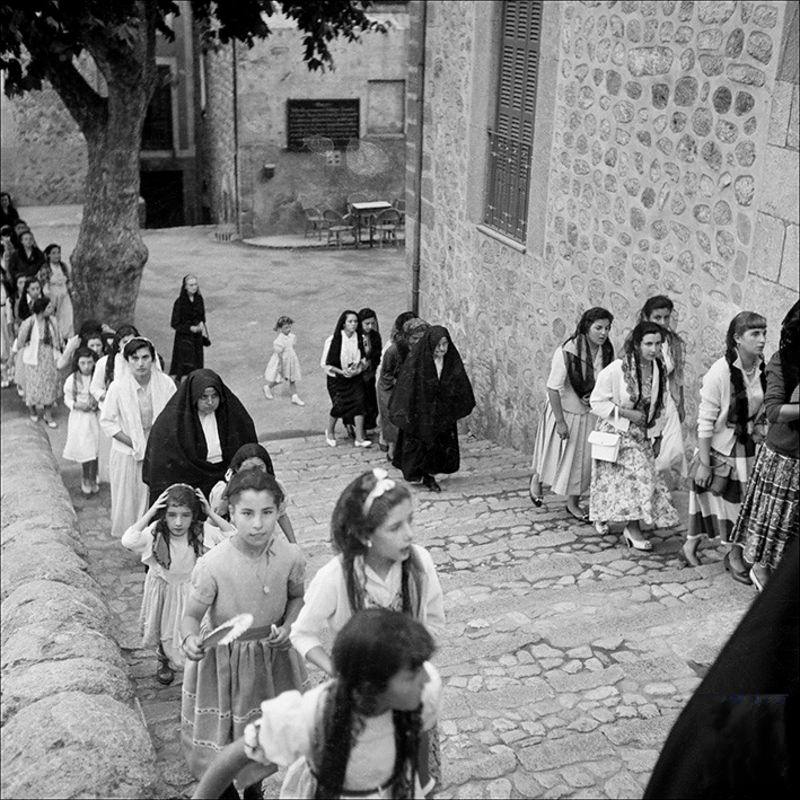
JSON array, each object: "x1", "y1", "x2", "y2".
[
  {"x1": 590, "y1": 359, "x2": 667, "y2": 440},
  {"x1": 695, "y1": 356, "x2": 765, "y2": 456}
]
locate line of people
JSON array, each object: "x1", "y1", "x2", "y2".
[{"x1": 528, "y1": 294, "x2": 799, "y2": 589}]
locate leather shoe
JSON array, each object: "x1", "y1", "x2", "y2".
[
  {"x1": 422, "y1": 475, "x2": 441, "y2": 493},
  {"x1": 723, "y1": 551, "x2": 752, "y2": 585}
]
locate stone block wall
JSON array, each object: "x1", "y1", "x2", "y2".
[
  {"x1": 0, "y1": 420, "x2": 158, "y2": 799},
  {"x1": 409, "y1": 0, "x2": 799, "y2": 453},
  {"x1": 0, "y1": 86, "x2": 87, "y2": 205},
  {"x1": 201, "y1": 11, "x2": 409, "y2": 237}
]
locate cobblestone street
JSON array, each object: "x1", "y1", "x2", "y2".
[{"x1": 64, "y1": 430, "x2": 754, "y2": 799}]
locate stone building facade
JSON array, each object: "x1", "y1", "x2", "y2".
[
  {"x1": 200, "y1": 3, "x2": 410, "y2": 236},
  {"x1": 1, "y1": 6, "x2": 202, "y2": 227},
  {"x1": 406, "y1": 0, "x2": 799, "y2": 452}
]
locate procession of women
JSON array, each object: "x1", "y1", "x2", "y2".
[{"x1": 2, "y1": 194, "x2": 798, "y2": 800}]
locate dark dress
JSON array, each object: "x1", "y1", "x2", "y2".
[
  {"x1": 325, "y1": 322, "x2": 367, "y2": 424},
  {"x1": 389, "y1": 325, "x2": 475, "y2": 480},
  {"x1": 9, "y1": 246, "x2": 44, "y2": 283},
  {"x1": 169, "y1": 290, "x2": 205, "y2": 378},
  {"x1": 644, "y1": 539, "x2": 798, "y2": 799},
  {"x1": 143, "y1": 369, "x2": 257, "y2": 501},
  {"x1": 361, "y1": 328, "x2": 382, "y2": 430}
]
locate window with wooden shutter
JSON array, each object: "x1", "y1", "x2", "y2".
[{"x1": 484, "y1": 0, "x2": 543, "y2": 243}]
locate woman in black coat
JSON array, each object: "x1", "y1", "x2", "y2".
[{"x1": 169, "y1": 274, "x2": 207, "y2": 380}]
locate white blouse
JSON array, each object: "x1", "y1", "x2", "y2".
[
  {"x1": 199, "y1": 411, "x2": 222, "y2": 463},
  {"x1": 242, "y1": 663, "x2": 441, "y2": 797},
  {"x1": 290, "y1": 545, "x2": 445, "y2": 660},
  {"x1": 320, "y1": 332, "x2": 361, "y2": 378}
]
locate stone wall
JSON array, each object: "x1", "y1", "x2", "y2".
[
  {"x1": 1, "y1": 419, "x2": 158, "y2": 799},
  {"x1": 202, "y1": 10, "x2": 409, "y2": 236},
  {"x1": 409, "y1": 0, "x2": 798, "y2": 452}
]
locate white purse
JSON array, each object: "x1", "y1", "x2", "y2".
[{"x1": 588, "y1": 405, "x2": 621, "y2": 463}]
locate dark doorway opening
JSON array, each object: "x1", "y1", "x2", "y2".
[{"x1": 140, "y1": 170, "x2": 184, "y2": 228}]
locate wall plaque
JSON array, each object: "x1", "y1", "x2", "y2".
[{"x1": 286, "y1": 99, "x2": 360, "y2": 151}]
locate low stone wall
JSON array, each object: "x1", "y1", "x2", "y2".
[{"x1": 1, "y1": 419, "x2": 159, "y2": 799}]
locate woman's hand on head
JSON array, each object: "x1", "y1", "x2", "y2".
[
  {"x1": 150, "y1": 488, "x2": 171, "y2": 514},
  {"x1": 195, "y1": 488, "x2": 211, "y2": 515}
]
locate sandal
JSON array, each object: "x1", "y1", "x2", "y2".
[{"x1": 594, "y1": 521, "x2": 610, "y2": 535}]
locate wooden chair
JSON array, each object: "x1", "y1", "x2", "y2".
[
  {"x1": 303, "y1": 206, "x2": 326, "y2": 239},
  {"x1": 371, "y1": 208, "x2": 401, "y2": 247},
  {"x1": 323, "y1": 209, "x2": 355, "y2": 247}
]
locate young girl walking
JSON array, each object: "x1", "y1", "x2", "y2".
[
  {"x1": 121, "y1": 483, "x2": 235, "y2": 685},
  {"x1": 62, "y1": 346, "x2": 101, "y2": 495},
  {"x1": 193, "y1": 608, "x2": 442, "y2": 800},
  {"x1": 290, "y1": 467, "x2": 445, "y2": 795},
  {"x1": 207, "y1": 442, "x2": 297, "y2": 543},
  {"x1": 181, "y1": 468, "x2": 307, "y2": 800},
  {"x1": 263, "y1": 315, "x2": 304, "y2": 406}
]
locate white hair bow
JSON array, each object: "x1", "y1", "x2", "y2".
[{"x1": 363, "y1": 468, "x2": 396, "y2": 514}]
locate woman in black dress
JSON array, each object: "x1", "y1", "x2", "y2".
[
  {"x1": 321, "y1": 309, "x2": 371, "y2": 448},
  {"x1": 358, "y1": 307, "x2": 382, "y2": 432},
  {"x1": 169, "y1": 274, "x2": 207, "y2": 380},
  {"x1": 390, "y1": 325, "x2": 475, "y2": 491}
]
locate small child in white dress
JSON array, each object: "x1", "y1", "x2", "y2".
[
  {"x1": 263, "y1": 315, "x2": 304, "y2": 406},
  {"x1": 192, "y1": 608, "x2": 442, "y2": 800},
  {"x1": 62, "y1": 346, "x2": 101, "y2": 495},
  {"x1": 121, "y1": 483, "x2": 234, "y2": 686}
]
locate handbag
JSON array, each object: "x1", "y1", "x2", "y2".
[
  {"x1": 688, "y1": 451, "x2": 732, "y2": 496},
  {"x1": 588, "y1": 406, "x2": 621, "y2": 463}
]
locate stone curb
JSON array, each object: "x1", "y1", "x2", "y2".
[{"x1": 1, "y1": 419, "x2": 159, "y2": 799}]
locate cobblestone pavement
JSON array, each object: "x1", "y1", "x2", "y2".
[{"x1": 62, "y1": 430, "x2": 756, "y2": 799}]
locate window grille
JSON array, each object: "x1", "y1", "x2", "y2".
[{"x1": 484, "y1": 0, "x2": 543, "y2": 242}]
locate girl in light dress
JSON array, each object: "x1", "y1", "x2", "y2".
[
  {"x1": 682, "y1": 311, "x2": 767, "y2": 573},
  {"x1": 192, "y1": 608, "x2": 441, "y2": 800},
  {"x1": 62, "y1": 346, "x2": 101, "y2": 495},
  {"x1": 290, "y1": 468, "x2": 445, "y2": 796},
  {"x1": 180, "y1": 468, "x2": 307, "y2": 800},
  {"x1": 40, "y1": 243, "x2": 74, "y2": 345},
  {"x1": 589, "y1": 321, "x2": 679, "y2": 551},
  {"x1": 263, "y1": 315, "x2": 304, "y2": 406},
  {"x1": 207, "y1": 442, "x2": 297, "y2": 544},
  {"x1": 122, "y1": 483, "x2": 235, "y2": 685},
  {"x1": 529, "y1": 307, "x2": 614, "y2": 526},
  {"x1": 638, "y1": 296, "x2": 688, "y2": 481}
]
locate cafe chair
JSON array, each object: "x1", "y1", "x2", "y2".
[
  {"x1": 393, "y1": 198, "x2": 406, "y2": 228},
  {"x1": 303, "y1": 206, "x2": 326, "y2": 239},
  {"x1": 371, "y1": 208, "x2": 402, "y2": 248},
  {"x1": 323, "y1": 208, "x2": 356, "y2": 247}
]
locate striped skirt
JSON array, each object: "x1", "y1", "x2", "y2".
[
  {"x1": 687, "y1": 439, "x2": 756, "y2": 542},
  {"x1": 731, "y1": 445, "x2": 799, "y2": 569},
  {"x1": 181, "y1": 627, "x2": 307, "y2": 781}
]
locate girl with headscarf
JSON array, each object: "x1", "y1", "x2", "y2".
[
  {"x1": 589, "y1": 321, "x2": 679, "y2": 550},
  {"x1": 320, "y1": 310, "x2": 371, "y2": 448},
  {"x1": 91, "y1": 324, "x2": 139, "y2": 405},
  {"x1": 729, "y1": 302, "x2": 799, "y2": 591},
  {"x1": 389, "y1": 325, "x2": 476, "y2": 492},
  {"x1": 206, "y1": 442, "x2": 297, "y2": 544},
  {"x1": 143, "y1": 368, "x2": 258, "y2": 502},
  {"x1": 169, "y1": 274, "x2": 207, "y2": 380},
  {"x1": 8, "y1": 229, "x2": 44, "y2": 283},
  {"x1": 682, "y1": 312, "x2": 767, "y2": 572},
  {"x1": 639, "y1": 295, "x2": 688, "y2": 480},
  {"x1": 376, "y1": 311, "x2": 418, "y2": 458},
  {"x1": 358, "y1": 307, "x2": 382, "y2": 432},
  {"x1": 529, "y1": 307, "x2": 614, "y2": 525},
  {"x1": 100, "y1": 337, "x2": 177, "y2": 537}
]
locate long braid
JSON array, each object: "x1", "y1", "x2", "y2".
[
  {"x1": 725, "y1": 326, "x2": 754, "y2": 444},
  {"x1": 391, "y1": 708, "x2": 423, "y2": 798},
  {"x1": 314, "y1": 683, "x2": 357, "y2": 799}
]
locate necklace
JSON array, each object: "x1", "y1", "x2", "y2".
[{"x1": 233, "y1": 537, "x2": 275, "y2": 594}]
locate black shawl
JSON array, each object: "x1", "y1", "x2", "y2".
[
  {"x1": 325, "y1": 310, "x2": 366, "y2": 371},
  {"x1": 171, "y1": 286, "x2": 206, "y2": 332},
  {"x1": 143, "y1": 369, "x2": 257, "y2": 498},
  {"x1": 389, "y1": 325, "x2": 475, "y2": 441},
  {"x1": 644, "y1": 540, "x2": 798, "y2": 798},
  {"x1": 563, "y1": 334, "x2": 614, "y2": 399}
]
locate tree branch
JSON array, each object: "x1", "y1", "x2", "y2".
[{"x1": 38, "y1": 54, "x2": 107, "y2": 137}]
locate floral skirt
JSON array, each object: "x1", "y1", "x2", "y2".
[
  {"x1": 589, "y1": 422, "x2": 679, "y2": 527},
  {"x1": 24, "y1": 344, "x2": 59, "y2": 406},
  {"x1": 687, "y1": 439, "x2": 755, "y2": 542},
  {"x1": 731, "y1": 445, "x2": 798, "y2": 568}
]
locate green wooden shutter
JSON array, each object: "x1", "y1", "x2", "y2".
[{"x1": 485, "y1": 0, "x2": 543, "y2": 241}]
